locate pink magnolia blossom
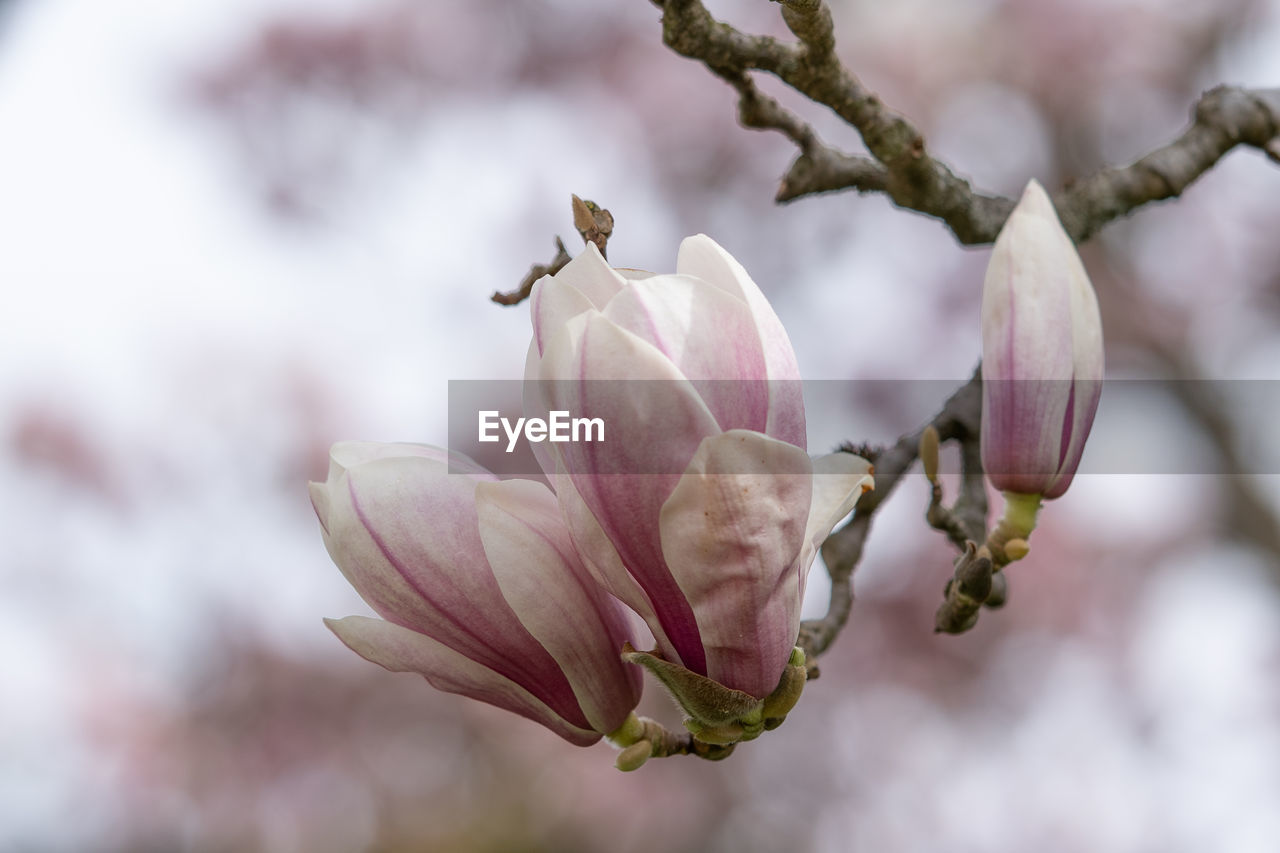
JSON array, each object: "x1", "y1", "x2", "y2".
[
  {"x1": 525, "y1": 236, "x2": 874, "y2": 699},
  {"x1": 981, "y1": 180, "x2": 1104, "y2": 500},
  {"x1": 311, "y1": 442, "x2": 642, "y2": 745}
]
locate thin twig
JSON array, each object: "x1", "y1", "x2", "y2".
[
  {"x1": 491, "y1": 237, "x2": 570, "y2": 305},
  {"x1": 715, "y1": 68, "x2": 888, "y2": 202},
  {"x1": 800, "y1": 370, "x2": 983, "y2": 658},
  {"x1": 493, "y1": 196, "x2": 615, "y2": 306}
]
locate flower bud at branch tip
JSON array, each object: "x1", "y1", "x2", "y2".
[{"x1": 980, "y1": 179, "x2": 1104, "y2": 503}]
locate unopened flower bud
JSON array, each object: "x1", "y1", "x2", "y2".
[{"x1": 981, "y1": 180, "x2": 1104, "y2": 502}]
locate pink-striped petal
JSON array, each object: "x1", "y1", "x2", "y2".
[
  {"x1": 548, "y1": 463, "x2": 680, "y2": 659},
  {"x1": 603, "y1": 274, "x2": 771, "y2": 434},
  {"x1": 676, "y1": 235, "x2": 806, "y2": 447},
  {"x1": 538, "y1": 311, "x2": 721, "y2": 673},
  {"x1": 476, "y1": 478, "x2": 642, "y2": 734},
  {"x1": 314, "y1": 445, "x2": 585, "y2": 727},
  {"x1": 981, "y1": 181, "x2": 1102, "y2": 497},
  {"x1": 326, "y1": 616, "x2": 599, "y2": 746},
  {"x1": 1043, "y1": 374, "x2": 1102, "y2": 499},
  {"x1": 1045, "y1": 233, "x2": 1105, "y2": 498}
]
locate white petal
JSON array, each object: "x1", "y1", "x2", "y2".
[
  {"x1": 537, "y1": 311, "x2": 720, "y2": 673},
  {"x1": 658, "y1": 430, "x2": 813, "y2": 697},
  {"x1": 796, "y1": 452, "x2": 875, "y2": 592},
  {"x1": 549, "y1": 242, "x2": 626, "y2": 306},
  {"x1": 675, "y1": 235, "x2": 806, "y2": 444},
  {"x1": 320, "y1": 450, "x2": 573, "y2": 705},
  {"x1": 551, "y1": 465, "x2": 681, "y2": 660},
  {"x1": 603, "y1": 273, "x2": 771, "y2": 434},
  {"x1": 531, "y1": 273, "x2": 597, "y2": 357}
]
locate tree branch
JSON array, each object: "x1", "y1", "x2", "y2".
[
  {"x1": 493, "y1": 197, "x2": 615, "y2": 305},
  {"x1": 1057, "y1": 86, "x2": 1280, "y2": 242},
  {"x1": 713, "y1": 68, "x2": 888, "y2": 205},
  {"x1": 653, "y1": 0, "x2": 1280, "y2": 245},
  {"x1": 655, "y1": 0, "x2": 1011, "y2": 243},
  {"x1": 800, "y1": 369, "x2": 983, "y2": 660},
  {"x1": 492, "y1": 237, "x2": 570, "y2": 305}
]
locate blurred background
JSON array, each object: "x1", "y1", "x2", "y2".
[{"x1": 4, "y1": 0, "x2": 1280, "y2": 850}]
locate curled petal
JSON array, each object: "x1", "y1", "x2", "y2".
[
  {"x1": 658, "y1": 430, "x2": 813, "y2": 698},
  {"x1": 1048, "y1": 244, "x2": 1105, "y2": 497},
  {"x1": 313, "y1": 444, "x2": 584, "y2": 727},
  {"x1": 531, "y1": 274, "x2": 597, "y2": 359},
  {"x1": 549, "y1": 465, "x2": 681, "y2": 658},
  {"x1": 1044, "y1": 374, "x2": 1102, "y2": 499},
  {"x1": 539, "y1": 311, "x2": 720, "y2": 674},
  {"x1": 326, "y1": 616, "x2": 599, "y2": 746},
  {"x1": 522, "y1": 336, "x2": 557, "y2": 479},
  {"x1": 796, "y1": 452, "x2": 875, "y2": 593},
  {"x1": 476, "y1": 478, "x2": 641, "y2": 734}
]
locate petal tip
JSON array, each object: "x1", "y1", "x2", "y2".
[
  {"x1": 1016, "y1": 179, "x2": 1059, "y2": 223},
  {"x1": 308, "y1": 481, "x2": 333, "y2": 536}
]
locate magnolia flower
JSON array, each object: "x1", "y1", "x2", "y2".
[
  {"x1": 311, "y1": 442, "x2": 642, "y2": 745},
  {"x1": 981, "y1": 180, "x2": 1104, "y2": 504},
  {"x1": 525, "y1": 236, "x2": 873, "y2": 701}
]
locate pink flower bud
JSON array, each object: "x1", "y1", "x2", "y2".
[
  {"x1": 526, "y1": 236, "x2": 873, "y2": 699},
  {"x1": 311, "y1": 442, "x2": 642, "y2": 745},
  {"x1": 981, "y1": 181, "x2": 1104, "y2": 500}
]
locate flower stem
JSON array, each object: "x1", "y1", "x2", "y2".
[{"x1": 988, "y1": 491, "x2": 1042, "y2": 566}]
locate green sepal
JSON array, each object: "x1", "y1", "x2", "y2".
[
  {"x1": 760, "y1": 647, "x2": 807, "y2": 724},
  {"x1": 621, "y1": 644, "x2": 811, "y2": 746},
  {"x1": 683, "y1": 718, "x2": 747, "y2": 745},
  {"x1": 621, "y1": 643, "x2": 763, "y2": 729}
]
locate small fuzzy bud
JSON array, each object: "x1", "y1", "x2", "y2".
[
  {"x1": 1003, "y1": 538, "x2": 1031, "y2": 561},
  {"x1": 920, "y1": 425, "x2": 940, "y2": 484},
  {"x1": 615, "y1": 741, "x2": 652, "y2": 772}
]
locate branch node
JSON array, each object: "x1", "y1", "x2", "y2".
[{"x1": 570, "y1": 194, "x2": 614, "y2": 259}]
